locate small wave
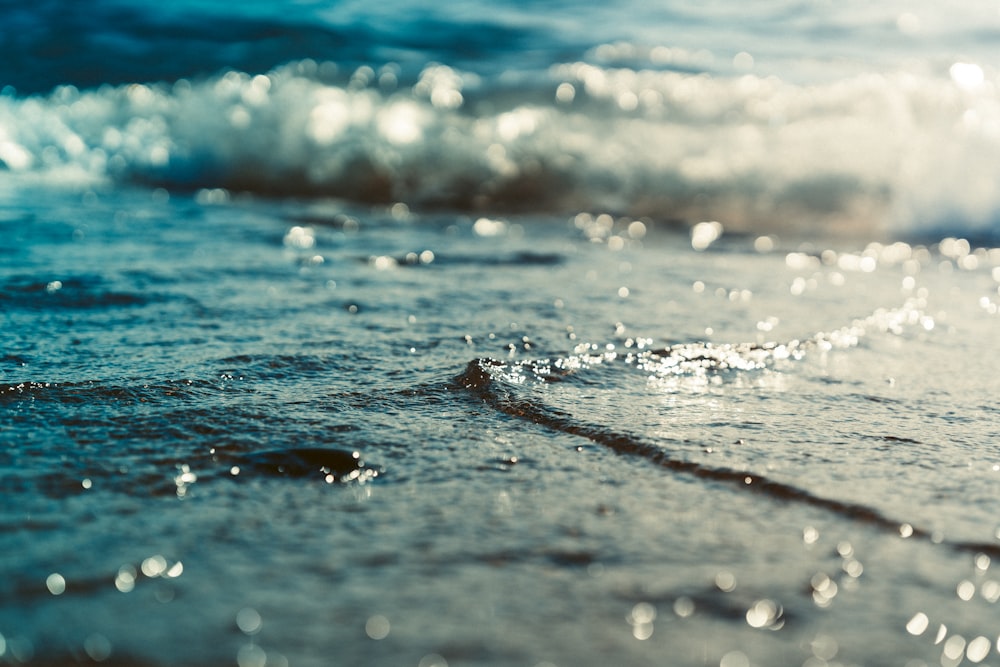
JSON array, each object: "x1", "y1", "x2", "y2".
[
  {"x1": 0, "y1": 377, "x2": 242, "y2": 405},
  {"x1": 0, "y1": 275, "x2": 152, "y2": 311},
  {"x1": 457, "y1": 357, "x2": 1000, "y2": 557},
  {"x1": 454, "y1": 302, "x2": 1000, "y2": 557},
  {"x1": 472, "y1": 297, "x2": 932, "y2": 387},
  {"x1": 227, "y1": 447, "x2": 379, "y2": 483}
]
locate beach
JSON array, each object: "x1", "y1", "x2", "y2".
[{"x1": 2, "y1": 2, "x2": 1000, "y2": 666}]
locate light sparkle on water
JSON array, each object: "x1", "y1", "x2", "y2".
[
  {"x1": 45, "y1": 573, "x2": 65, "y2": 596},
  {"x1": 365, "y1": 614, "x2": 391, "y2": 640}
]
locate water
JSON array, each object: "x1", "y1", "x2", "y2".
[
  {"x1": 4, "y1": 1, "x2": 1000, "y2": 238},
  {"x1": 2, "y1": 2, "x2": 1000, "y2": 666}
]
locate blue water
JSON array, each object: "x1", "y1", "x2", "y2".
[
  {"x1": 3, "y1": 0, "x2": 1000, "y2": 238},
  {"x1": 2, "y1": 3, "x2": 1000, "y2": 666}
]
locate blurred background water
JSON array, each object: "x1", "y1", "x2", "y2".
[
  {"x1": 2, "y1": 2, "x2": 1000, "y2": 666},
  {"x1": 3, "y1": 0, "x2": 1000, "y2": 237}
]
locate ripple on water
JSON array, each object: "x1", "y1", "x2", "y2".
[
  {"x1": 231, "y1": 447, "x2": 379, "y2": 484},
  {"x1": 0, "y1": 275, "x2": 154, "y2": 310}
]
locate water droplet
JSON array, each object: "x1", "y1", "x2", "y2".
[
  {"x1": 975, "y1": 554, "x2": 991, "y2": 572},
  {"x1": 943, "y1": 634, "x2": 967, "y2": 660},
  {"x1": 754, "y1": 236, "x2": 775, "y2": 253},
  {"x1": 720, "y1": 651, "x2": 749, "y2": 667},
  {"x1": 810, "y1": 634, "x2": 838, "y2": 660},
  {"x1": 365, "y1": 615, "x2": 390, "y2": 640},
  {"x1": 842, "y1": 558, "x2": 863, "y2": 578},
  {"x1": 691, "y1": 221, "x2": 723, "y2": 251},
  {"x1": 966, "y1": 636, "x2": 991, "y2": 663},
  {"x1": 906, "y1": 612, "x2": 929, "y2": 635},
  {"x1": 629, "y1": 602, "x2": 656, "y2": 625},
  {"x1": 980, "y1": 580, "x2": 1000, "y2": 603},
  {"x1": 115, "y1": 566, "x2": 136, "y2": 593},
  {"x1": 236, "y1": 607, "x2": 262, "y2": 635},
  {"x1": 632, "y1": 622, "x2": 653, "y2": 640},
  {"x1": 957, "y1": 580, "x2": 976, "y2": 601},
  {"x1": 237, "y1": 644, "x2": 266, "y2": 667},
  {"x1": 141, "y1": 555, "x2": 167, "y2": 578},
  {"x1": 673, "y1": 597, "x2": 694, "y2": 618},
  {"x1": 45, "y1": 573, "x2": 66, "y2": 596},
  {"x1": 418, "y1": 654, "x2": 448, "y2": 667},
  {"x1": 83, "y1": 634, "x2": 112, "y2": 662},
  {"x1": 715, "y1": 571, "x2": 737, "y2": 592},
  {"x1": 746, "y1": 598, "x2": 782, "y2": 629}
]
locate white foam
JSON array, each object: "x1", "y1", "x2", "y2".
[{"x1": 2, "y1": 59, "x2": 999, "y2": 238}]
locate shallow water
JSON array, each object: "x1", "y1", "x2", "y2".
[
  {"x1": 4, "y1": 2, "x2": 1000, "y2": 663},
  {"x1": 2, "y1": 186, "x2": 999, "y2": 666}
]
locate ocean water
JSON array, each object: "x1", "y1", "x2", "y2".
[{"x1": 2, "y1": 2, "x2": 1000, "y2": 666}]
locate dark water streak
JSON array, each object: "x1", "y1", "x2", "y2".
[{"x1": 456, "y1": 358, "x2": 1000, "y2": 558}]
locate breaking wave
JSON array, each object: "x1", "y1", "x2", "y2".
[{"x1": 3, "y1": 57, "x2": 1000, "y2": 240}]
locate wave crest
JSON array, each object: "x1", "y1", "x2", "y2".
[{"x1": 2, "y1": 59, "x2": 999, "y2": 238}]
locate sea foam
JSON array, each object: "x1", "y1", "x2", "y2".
[{"x1": 2, "y1": 57, "x2": 998, "y2": 238}]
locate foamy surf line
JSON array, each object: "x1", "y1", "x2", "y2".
[
  {"x1": 455, "y1": 300, "x2": 1000, "y2": 557},
  {"x1": 2, "y1": 58, "x2": 1000, "y2": 239}
]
